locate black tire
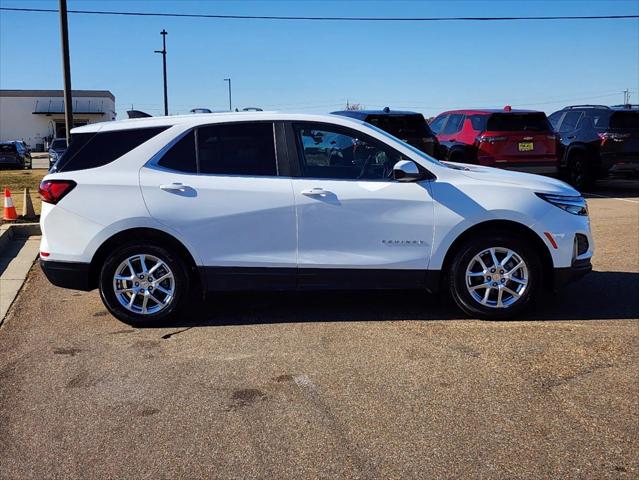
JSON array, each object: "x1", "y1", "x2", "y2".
[
  {"x1": 447, "y1": 233, "x2": 541, "y2": 320},
  {"x1": 567, "y1": 153, "x2": 594, "y2": 191},
  {"x1": 99, "y1": 242, "x2": 190, "y2": 326}
]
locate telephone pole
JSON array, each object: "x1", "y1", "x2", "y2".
[
  {"x1": 154, "y1": 29, "x2": 169, "y2": 116},
  {"x1": 58, "y1": 0, "x2": 73, "y2": 143},
  {"x1": 224, "y1": 78, "x2": 232, "y2": 111}
]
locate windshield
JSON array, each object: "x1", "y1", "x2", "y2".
[
  {"x1": 0, "y1": 144, "x2": 17, "y2": 153},
  {"x1": 363, "y1": 122, "x2": 443, "y2": 167},
  {"x1": 51, "y1": 139, "x2": 67, "y2": 149}
]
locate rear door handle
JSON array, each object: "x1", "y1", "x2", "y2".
[
  {"x1": 301, "y1": 187, "x2": 332, "y2": 197},
  {"x1": 160, "y1": 182, "x2": 190, "y2": 192}
]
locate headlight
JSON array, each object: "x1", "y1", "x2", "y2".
[
  {"x1": 536, "y1": 193, "x2": 588, "y2": 216},
  {"x1": 49, "y1": 151, "x2": 57, "y2": 159}
]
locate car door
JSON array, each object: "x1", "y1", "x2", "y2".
[
  {"x1": 140, "y1": 121, "x2": 297, "y2": 289},
  {"x1": 287, "y1": 122, "x2": 435, "y2": 289}
]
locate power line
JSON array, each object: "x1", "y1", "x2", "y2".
[{"x1": 1, "y1": 7, "x2": 638, "y2": 22}]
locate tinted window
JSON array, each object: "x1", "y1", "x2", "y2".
[
  {"x1": 548, "y1": 112, "x2": 563, "y2": 130},
  {"x1": 56, "y1": 127, "x2": 168, "y2": 172},
  {"x1": 609, "y1": 111, "x2": 639, "y2": 129},
  {"x1": 294, "y1": 124, "x2": 399, "y2": 180},
  {"x1": 468, "y1": 114, "x2": 488, "y2": 131},
  {"x1": 51, "y1": 139, "x2": 67, "y2": 149},
  {"x1": 365, "y1": 114, "x2": 432, "y2": 139},
  {"x1": 197, "y1": 123, "x2": 276, "y2": 176},
  {"x1": 0, "y1": 144, "x2": 17, "y2": 153},
  {"x1": 442, "y1": 114, "x2": 464, "y2": 134},
  {"x1": 157, "y1": 131, "x2": 197, "y2": 173},
  {"x1": 558, "y1": 111, "x2": 582, "y2": 133},
  {"x1": 429, "y1": 115, "x2": 447, "y2": 134},
  {"x1": 486, "y1": 113, "x2": 552, "y2": 132}
]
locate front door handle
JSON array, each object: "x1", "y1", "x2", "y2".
[
  {"x1": 160, "y1": 182, "x2": 190, "y2": 192},
  {"x1": 301, "y1": 187, "x2": 333, "y2": 197}
]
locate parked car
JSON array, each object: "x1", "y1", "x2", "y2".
[
  {"x1": 429, "y1": 107, "x2": 559, "y2": 175},
  {"x1": 332, "y1": 108, "x2": 442, "y2": 159},
  {"x1": 0, "y1": 141, "x2": 32, "y2": 169},
  {"x1": 48, "y1": 138, "x2": 68, "y2": 168},
  {"x1": 548, "y1": 104, "x2": 639, "y2": 189},
  {"x1": 39, "y1": 113, "x2": 592, "y2": 325}
]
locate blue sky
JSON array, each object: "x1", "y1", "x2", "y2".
[{"x1": 1, "y1": 0, "x2": 638, "y2": 119}]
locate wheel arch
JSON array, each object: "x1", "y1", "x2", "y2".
[
  {"x1": 439, "y1": 219, "x2": 554, "y2": 291},
  {"x1": 88, "y1": 227, "x2": 203, "y2": 294}
]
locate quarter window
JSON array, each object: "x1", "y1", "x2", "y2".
[
  {"x1": 197, "y1": 123, "x2": 277, "y2": 176},
  {"x1": 56, "y1": 127, "x2": 168, "y2": 172},
  {"x1": 294, "y1": 124, "x2": 399, "y2": 180}
]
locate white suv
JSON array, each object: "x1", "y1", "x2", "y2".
[{"x1": 39, "y1": 113, "x2": 593, "y2": 325}]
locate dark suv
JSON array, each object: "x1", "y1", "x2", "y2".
[
  {"x1": 549, "y1": 104, "x2": 639, "y2": 189},
  {"x1": 332, "y1": 108, "x2": 442, "y2": 159}
]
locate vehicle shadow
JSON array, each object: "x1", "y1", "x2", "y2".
[
  {"x1": 583, "y1": 178, "x2": 639, "y2": 198},
  {"x1": 164, "y1": 270, "x2": 638, "y2": 328}
]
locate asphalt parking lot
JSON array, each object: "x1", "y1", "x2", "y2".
[{"x1": 0, "y1": 183, "x2": 637, "y2": 479}]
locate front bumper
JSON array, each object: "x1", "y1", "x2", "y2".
[
  {"x1": 40, "y1": 259, "x2": 92, "y2": 291},
  {"x1": 553, "y1": 258, "x2": 592, "y2": 290}
]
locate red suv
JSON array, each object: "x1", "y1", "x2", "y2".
[{"x1": 429, "y1": 107, "x2": 559, "y2": 175}]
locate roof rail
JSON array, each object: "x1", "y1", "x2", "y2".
[
  {"x1": 610, "y1": 104, "x2": 639, "y2": 109},
  {"x1": 564, "y1": 104, "x2": 611, "y2": 110}
]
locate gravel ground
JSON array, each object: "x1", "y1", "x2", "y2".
[{"x1": 0, "y1": 190, "x2": 637, "y2": 479}]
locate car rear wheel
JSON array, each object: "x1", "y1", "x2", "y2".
[
  {"x1": 99, "y1": 243, "x2": 189, "y2": 326},
  {"x1": 447, "y1": 233, "x2": 540, "y2": 319}
]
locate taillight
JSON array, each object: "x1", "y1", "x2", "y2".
[
  {"x1": 478, "y1": 135, "x2": 507, "y2": 144},
  {"x1": 39, "y1": 180, "x2": 76, "y2": 204},
  {"x1": 598, "y1": 132, "x2": 630, "y2": 145}
]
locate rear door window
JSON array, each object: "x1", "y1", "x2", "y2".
[
  {"x1": 196, "y1": 122, "x2": 277, "y2": 176},
  {"x1": 486, "y1": 113, "x2": 552, "y2": 132},
  {"x1": 157, "y1": 131, "x2": 197, "y2": 173},
  {"x1": 56, "y1": 127, "x2": 168, "y2": 172}
]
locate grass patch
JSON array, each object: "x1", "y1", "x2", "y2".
[{"x1": 0, "y1": 169, "x2": 47, "y2": 221}]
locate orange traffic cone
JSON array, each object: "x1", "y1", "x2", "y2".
[{"x1": 3, "y1": 188, "x2": 18, "y2": 221}]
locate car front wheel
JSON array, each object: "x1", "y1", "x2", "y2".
[
  {"x1": 448, "y1": 234, "x2": 540, "y2": 319},
  {"x1": 99, "y1": 243, "x2": 189, "y2": 326}
]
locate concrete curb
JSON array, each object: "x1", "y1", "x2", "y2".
[{"x1": 0, "y1": 223, "x2": 42, "y2": 326}]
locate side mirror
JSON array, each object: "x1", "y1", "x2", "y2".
[{"x1": 393, "y1": 160, "x2": 422, "y2": 182}]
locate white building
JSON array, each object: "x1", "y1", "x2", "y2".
[{"x1": 0, "y1": 89, "x2": 116, "y2": 151}]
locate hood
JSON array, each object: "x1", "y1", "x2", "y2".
[{"x1": 448, "y1": 162, "x2": 579, "y2": 196}]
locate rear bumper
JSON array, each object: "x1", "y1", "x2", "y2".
[
  {"x1": 40, "y1": 259, "x2": 92, "y2": 291},
  {"x1": 553, "y1": 258, "x2": 592, "y2": 290}
]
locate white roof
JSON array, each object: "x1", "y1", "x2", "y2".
[{"x1": 71, "y1": 112, "x2": 366, "y2": 134}]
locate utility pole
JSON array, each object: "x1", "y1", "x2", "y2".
[
  {"x1": 224, "y1": 78, "x2": 232, "y2": 111},
  {"x1": 58, "y1": 0, "x2": 73, "y2": 143},
  {"x1": 623, "y1": 89, "x2": 630, "y2": 105},
  {"x1": 154, "y1": 29, "x2": 168, "y2": 116}
]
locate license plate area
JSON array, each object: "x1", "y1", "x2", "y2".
[{"x1": 518, "y1": 142, "x2": 534, "y2": 152}]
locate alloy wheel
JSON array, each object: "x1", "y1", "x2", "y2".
[
  {"x1": 112, "y1": 254, "x2": 175, "y2": 315},
  {"x1": 465, "y1": 247, "x2": 529, "y2": 309}
]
